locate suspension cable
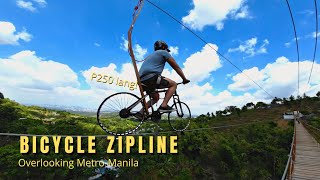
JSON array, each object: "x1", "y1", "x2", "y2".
[
  {"x1": 285, "y1": 0, "x2": 300, "y2": 98},
  {"x1": 308, "y1": 0, "x2": 318, "y2": 84},
  {"x1": 145, "y1": 0, "x2": 274, "y2": 99}
]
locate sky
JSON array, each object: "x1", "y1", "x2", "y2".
[{"x1": 0, "y1": 0, "x2": 319, "y2": 115}]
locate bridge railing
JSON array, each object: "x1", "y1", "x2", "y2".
[
  {"x1": 281, "y1": 119, "x2": 296, "y2": 180},
  {"x1": 301, "y1": 121, "x2": 320, "y2": 145}
]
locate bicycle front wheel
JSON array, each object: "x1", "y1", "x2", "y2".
[
  {"x1": 168, "y1": 102, "x2": 191, "y2": 132},
  {"x1": 97, "y1": 92, "x2": 145, "y2": 135}
]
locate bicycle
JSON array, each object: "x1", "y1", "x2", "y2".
[{"x1": 97, "y1": 83, "x2": 191, "y2": 135}]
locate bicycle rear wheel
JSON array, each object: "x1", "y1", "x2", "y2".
[
  {"x1": 97, "y1": 92, "x2": 145, "y2": 135},
  {"x1": 168, "y1": 102, "x2": 191, "y2": 131}
]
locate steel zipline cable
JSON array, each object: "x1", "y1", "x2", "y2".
[
  {"x1": 0, "y1": 121, "x2": 265, "y2": 137},
  {"x1": 144, "y1": 0, "x2": 275, "y2": 99},
  {"x1": 285, "y1": 0, "x2": 300, "y2": 98},
  {"x1": 308, "y1": 0, "x2": 318, "y2": 84}
]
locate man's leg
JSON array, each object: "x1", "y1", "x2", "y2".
[
  {"x1": 135, "y1": 92, "x2": 159, "y2": 120},
  {"x1": 160, "y1": 77, "x2": 177, "y2": 108},
  {"x1": 139, "y1": 92, "x2": 159, "y2": 113}
]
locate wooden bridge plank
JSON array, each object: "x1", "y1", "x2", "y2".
[{"x1": 292, "y1": 121, "x2": 320, "y2": 180}]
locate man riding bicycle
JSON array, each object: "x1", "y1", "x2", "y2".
[{"x1": 135, "y1": 40, "x2": 190, "y2": 119}]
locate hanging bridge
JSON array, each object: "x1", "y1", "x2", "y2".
[{"x1": 282, "y1": 119, "x2": 320, "y2": 180}]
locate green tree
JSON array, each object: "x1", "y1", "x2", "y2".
[
  {"x1": 303, "y1": 93, "x2": 308, "y2": 99},
  {"x1": 242, "y1": 105, "x2": 248, "y2": 112},
  {"x1": 297, "y1": 95, "x2": 302, "y2": 100},
  {"x1": 282, "y1": 98, "x2": 289, "y2": 105},
  {"x1": 316, "y1": 91, "x2": 320, "y2": 97},
  {"x1": 235, "y1": 108, "x2": 241, "y2": 117},
  {"x1": 0, "y1": 105, "x2": 20, "y2": 121},
  {"x1": 289, "y1": 95, "x2": 295, "y2": 101},
  {"x1": 271, "y1": 97, "x2": 282, "y2": 104},
  {"x1": 255, "y1": 102, "x2": 267, "y2": 109},
  {"x1": 246, "y1": 102, "x2": 255, "y2": 109},
  {"x1": 216, "y1": 110, "x2": 223, "y2": 117}
]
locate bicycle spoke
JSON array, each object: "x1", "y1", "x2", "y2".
[
  {"x1": 97, "y1": 92, "x2": 145, "y2": 135},
  {"x1": 109, "y1": 97, "x2": 122, "y2": 109},
  {"x1": 104, "y1": 105, "x2": 118, "y2": 112}
]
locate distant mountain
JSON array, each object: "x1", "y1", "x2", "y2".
[{"x1": 24, "y1": 103, "x2": 96, "y2": 113}]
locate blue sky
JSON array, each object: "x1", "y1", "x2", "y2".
[{"x1": 0, "y1": 0, "x2": 319, "y2": 114}]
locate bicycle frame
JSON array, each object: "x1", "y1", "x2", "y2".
[{"x1": 126, "y1": 84, "x2": 185, "y2": 119}]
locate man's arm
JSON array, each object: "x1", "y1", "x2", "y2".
[{"x1": 166, "y1": 57, "x2": 190, "y2": 83}]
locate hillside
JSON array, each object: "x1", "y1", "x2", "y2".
[{"x1": 0, "y1": 96, "x2": 319, "y2": 179}]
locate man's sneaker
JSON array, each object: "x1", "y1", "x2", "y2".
[
  {"x1": 133, "y1": 112, "x2": 144, "y2": 121},
  {"x1": 158, "y1": 106, "x2": 176, "y2": 113}
]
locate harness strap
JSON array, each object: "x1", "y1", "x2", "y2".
[{"x1": 156, "y1": 75, "x2": 161, "y2": 85}]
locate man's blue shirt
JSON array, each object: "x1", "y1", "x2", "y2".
[{"x1": 138, "y1": 50, "x2": 172, "y2": 81}]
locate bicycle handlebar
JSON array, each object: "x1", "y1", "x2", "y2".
[{"x1": 177, "y1": 82, "x2": 190, "y2": 85}]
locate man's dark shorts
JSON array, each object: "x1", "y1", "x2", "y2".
[{"x1": 141, "y1": 74, "x2": 169, "y2": 94}]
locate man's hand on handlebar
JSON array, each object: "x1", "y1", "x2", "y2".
[{"x1": 183, "y1": 79, "x2": 190, "y2": 84}]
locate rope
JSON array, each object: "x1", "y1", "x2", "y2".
[{"x1": 129, "y1": 0, "x2": 147, "y2": 63}]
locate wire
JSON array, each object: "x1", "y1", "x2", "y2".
[
  {"x1": 308, "y1": 0, "x2": 318, "y2": 84},
  {"x1": 0, "y1": 120, "x2": 265, "y2": 137},
  {"x1": 144, "y1": 0, "x2": 274, "y2": 99},
  {"x1": 285, "y1": 0, "x2": 300, "y2": 98}
]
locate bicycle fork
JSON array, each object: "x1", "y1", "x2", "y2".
[{"x1": 172, "y1": 91, "x2": 184, "y2": 117}]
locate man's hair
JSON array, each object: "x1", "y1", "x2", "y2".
[{"x1": 154, "y1": 40, "x2": 170, "y2": 52}]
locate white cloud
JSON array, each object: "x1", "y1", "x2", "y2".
[
  {"x1": 169, "y1": 46, "x2": 179, "y2": 56},
  {"x1": 228, "y1": 37, "x2": 269, "y2": 57},
  {"x1": 0, "y1": 21, "x2": 32, "y2": 45},
  {"x1": 120, "y1": 36, "x2": 147, "y2": 60},
  {"x1": 286, "y1": 32, "x2": 319, "y2": 48},
  {"x1": 233, "y1": 5, "x2": 250, "y2": 19},
  {"x1": 285, "y1": 37, "x2": 301, "y2": 48},
  {"x1": 16, "y1": 0, "x2": 47, "y2": 12},
  {"x1": 0, "y1": 50, "x2": 79, "y2": 91},
  {"x1": 182, "y1": 0, "x2": 248, "y2": 31},
  {"x1": 308, "y1": 31, "x2": 320, "y2": 38},
  {"x1": 298, "y1": 10, "x2": 314, "y2": 16},
  {"x1": 120, "y1": 37, "x2": 129, "y2": 51},
  {"x1": 16, "y1": 0, "x2": 36, "y2": 12},
  {"x1": 228, "y1": 56, "x2": 320, "y2": 98},
  {"x1": 162, "y1": 43, "x2": 222, "y2": 83},
  {"x1": 134, "y1": 44, "x2": 147, "y2": 60},
  {"x1": 184, "y1": 90, "x2": 263, "y2": 115},
  {"x1": 0, "y1": 50, "x2": 140, "y2": 110},
  {"x1": 94, "y1": 43, "x2": 101, "y2": 47},
  {"x1": 284, "y1": 42, "x2": 291, "y2": 48},
  {"x1": 183, "y1": 43, "x2": 222, "y2": 82},
  {"x1": 32, "y1": 0, "x2": 47, "y2": 7},
  {"x1": 228, "y1": 67, "x2": 266, "y2": 91}
]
